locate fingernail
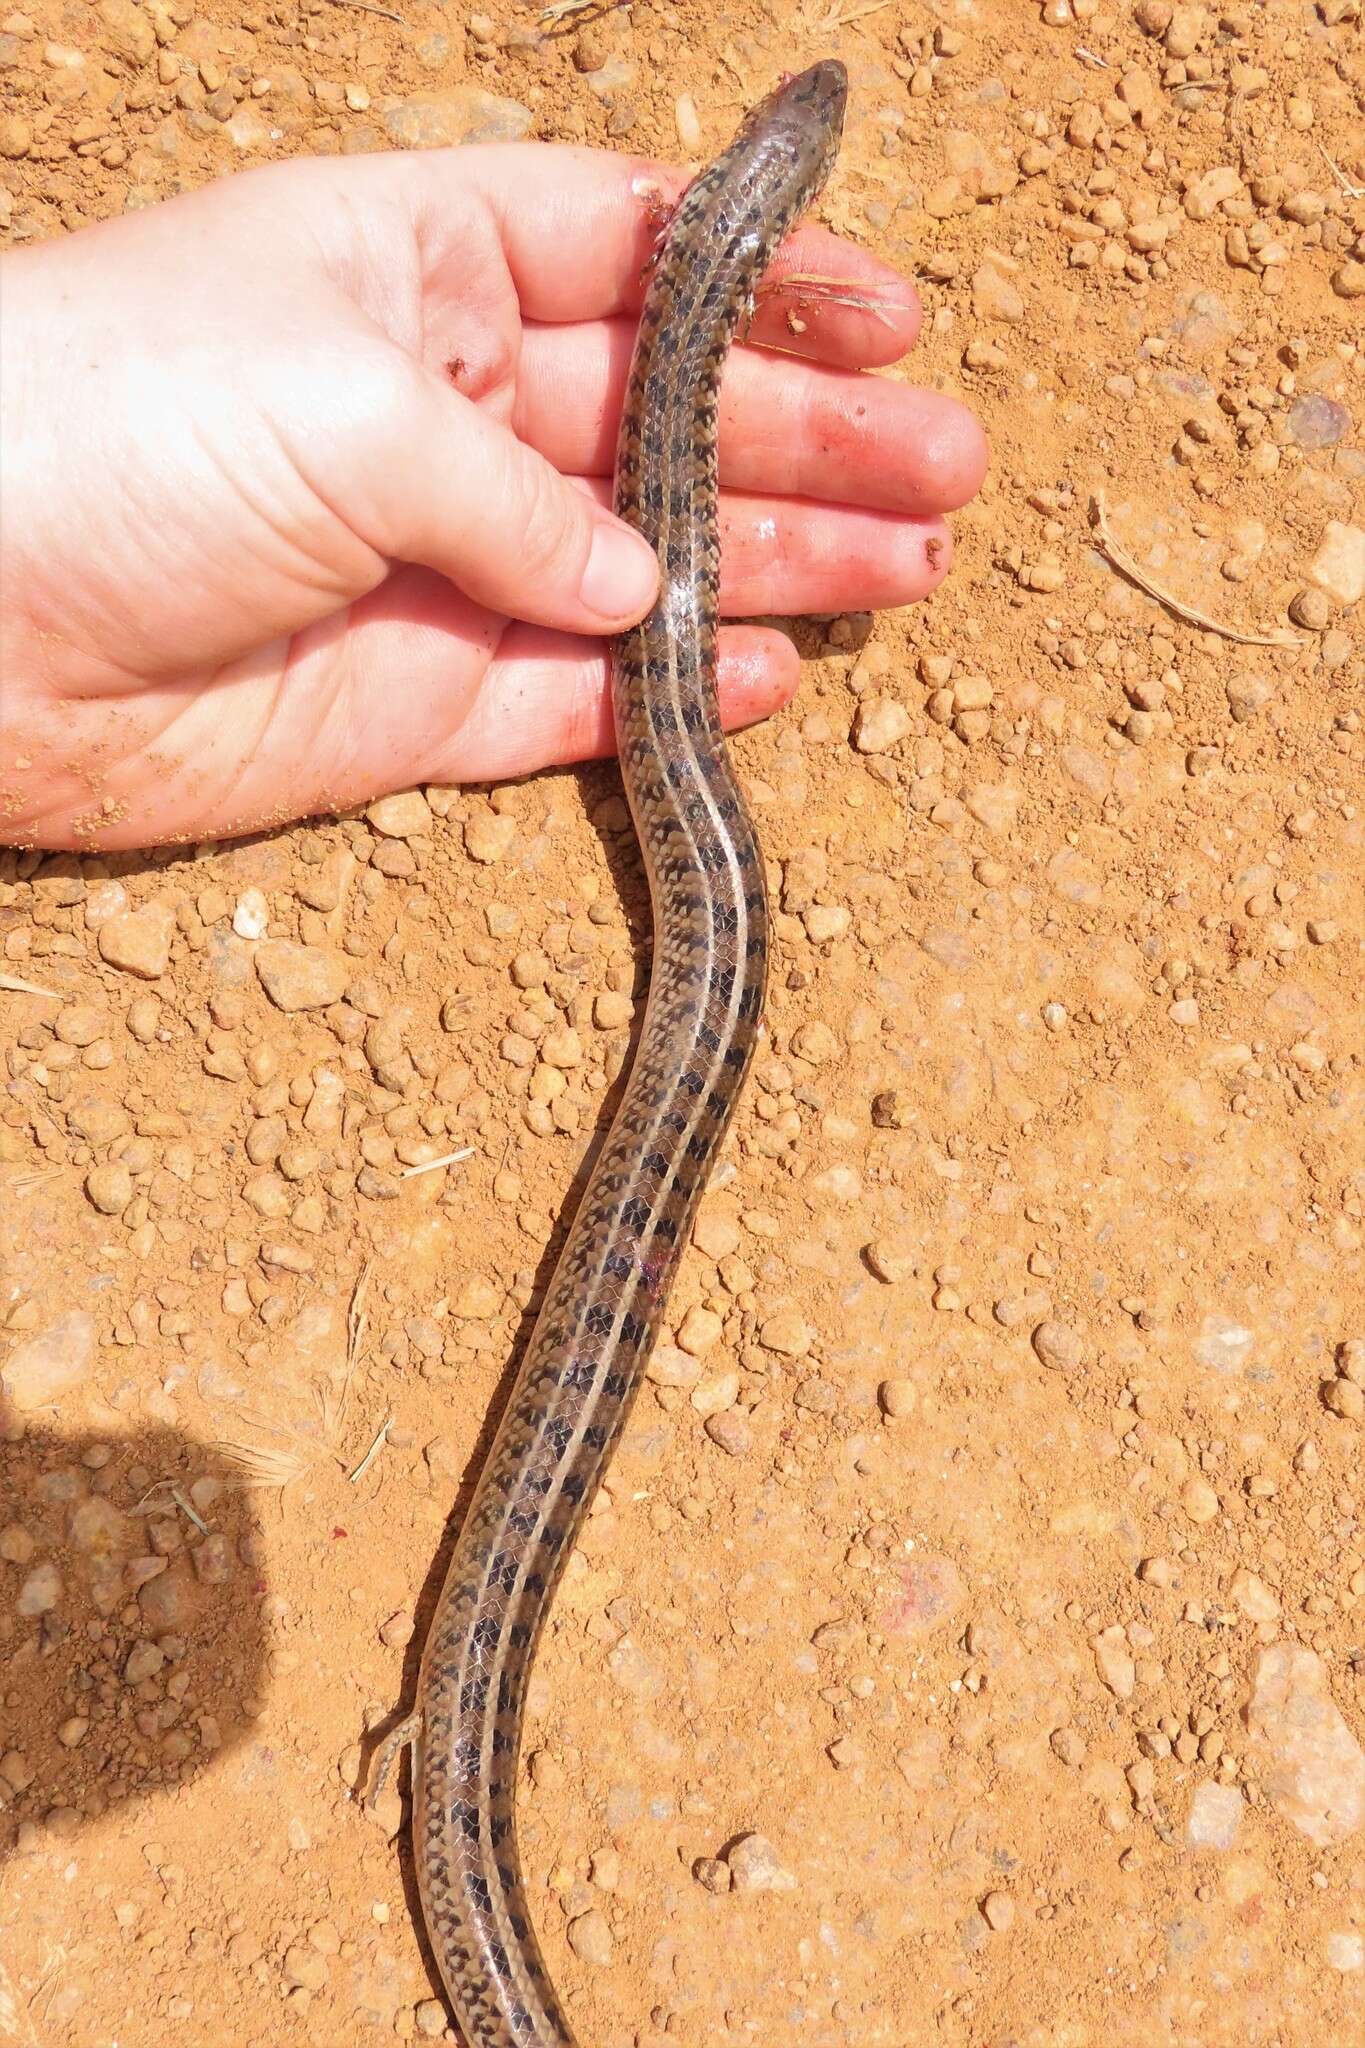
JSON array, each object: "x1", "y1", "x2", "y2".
[{"x1": 579, "y1": 521, "x2": 658, "y2": 623}]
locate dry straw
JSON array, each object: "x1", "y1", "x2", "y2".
[{"x1": 1092, "y1": 493, "x2": 1306, "y2": 651}]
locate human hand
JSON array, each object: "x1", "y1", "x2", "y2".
[{"x1": 0, "y1": 141, "x2": 986, "y2": 851}]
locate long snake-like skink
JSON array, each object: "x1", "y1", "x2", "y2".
[{"x1": 380, "y1": 61, "x2": 848, "y2": 2046}]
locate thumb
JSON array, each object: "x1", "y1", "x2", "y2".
[{"x1": 352, "y1": 351, "x2": 659, "y2": 634}]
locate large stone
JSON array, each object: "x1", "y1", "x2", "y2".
[
  {"x1": 85, "y1": 1163, "x2": 133, "y2": 1215},
  {"x1": 1285, "y1": 396, "x2": 1350, "y2": 450},
  {"x1": 1033, "y1": 1320, "x2": 1083, "y2": 1373},
  {"x1": 852, "y1": 697, "x2": 911, "y2": 753},
  {"x1": 99, "y1": 0, "x2": 156, "y2": 65},
  {"x1": 1, "y1": 1313, "x2": 96, "y2": 1411},
  {"x1": 97, "y1": 903, "x2": 174, "y2": 979},
  {"x1": 1306, "y1": 522, "x2": 1365, "y2": 608},
  {"x1": 1187, "y1": 1781, "x2": 1243, "y2": 1850},
  {"x1": 726, "y1": 1832, "x2": 796, "y2": 1892},
  {"x1": 1245, "y1": 1642, "x2": 1365, "y2": 1847},
  {"x1": 1184, "y1": 164, "x2": 1242, "y2": 219},
  {"x1": 366, "y1": 790, "x2": 432, "y2": 839},
  {"x1": 378, "y1": 88, "x2": 531, "y2": 151},
  {"x1": 971, "y1": 259, "x2": 1024, "y2": 324},
  {"x1": 255, "y1": 941, "x2": 348, "y2": 1012},
  {"x1": 464, "y1": 813, "x2": 516, "y2": 864}
]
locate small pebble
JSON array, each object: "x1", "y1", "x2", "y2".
[
  {"x1": 864, "y1": 1240, "x2": 912, "y2": 1283},
  {"x1": 1031, "y1": 1320, "x2": 1082, "y2": 1373},
  {"x1": 255, "y1": 941, "x2": 349, "y2": 1012},
  {"x1": 123, "y1": 1640, "x2": 166, "y2": 1684},
  {"x1": 566, "y1": 1909, "x2": 614, "y2": 1966},
  {"x1": 758, "y1": 1310, "x2": 812, "y2": 1358},
  {"x1": 1188, "y1": 1781, "x2": 1244, "y2": 1850},
  {"x1": 852, "y1": 698, "x2": 911, "y2": 753},
  {"x1": 465, "y1": 812, "x2": 516, "y2": 863},
  {"x1": 0, "y1": 1524, "x2": 35, "y2": 1564},
  {"x1": 366, "y1": 790, "x2": 431, "y2": 839},
  {"x1": 1289, "y1": 588, "x2": 1331, "y2": 632},
  {"x1": 1327, "y1": 1932, "x2": 1364, "y2": 1974},
  {"x1": 726, "y1": 1832, "x2": 796, "y2": 1892},
  {"x1": 282, "y1": 1945, "x2": 329, "y2": 1992},
  {"x1": 17, "y1": 1562, "x2": 61, "y2": 1616},
  {"x1": 704, "y1": 1411, "x2": 753, "y2": 1457},
  {"x1": 1325, "y1": 1379, "x2": 1364, "y2": 1421},
  {"x1": 1230, "y1": 1568, "x2": 1279, "y2": 1622},
  {"x1": 674, "y1": 92, "x2": 701, "y2": 154},
  {"x1": 97, "y1": 904, "x2": 173, "y2": 979},
  {"x1": 232, "y1": 888, "x2": 269, "y2": 939},
  {"x1": 1285, "y1": 395, "x2": 1350, "y2": 450},
  {"x1": 1182, "y1": 1477, "x2": 1220, "y2": 1523},
  {"x1": 1307, "y1": 522, "x2": 1365, "y2": 608},
  {"x1": 85, "y1": 1163, "x2": 132, "y2": 1215},
  {"x1": 879, "y1": 1378, "x2": 917, "y2": 1420},
  {"x1": 677, "y1": 1305, "x2": 723, "y2": 1355}
]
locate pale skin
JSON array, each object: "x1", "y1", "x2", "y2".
[{"x1": 0, "y1": 143, "x2": 987, "y2": 852}]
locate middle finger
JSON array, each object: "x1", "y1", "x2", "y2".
[{"x1": 568, "y1": 477, "x2": 952, "y2": 618}]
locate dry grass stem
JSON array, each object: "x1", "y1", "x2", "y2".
[
  {"x1": 0, "y1": 973, "x2": 60, "y2": 998},
  {"x1": 762, "y1": 273, "x2": 904, "y2": 333},
  {"x1": 348, "y1": 1414, "x2": 394, "y2": 1485},
  {"x1": 322, "y1": 0, "x2": 406, "y2": 20},
  {"x1": 1093, "y1": 494, "x2": 1306, "y2": 650},
  {"x1": 170, "y1": 1486, "x2": 209, "y2": 1534},
  {"x1": 1316, "y1": 142, "x2": 1365, "y2": 199},
  {"x1": 400, "y1": 1145, "x2": 474, "y2": 1179},
  {"x1": 810, "y1": 0, "x2": 892, "y2": 29},
  {"x1": 215, "y1": 1417, "x2": 319, "y2": 1495},
  {"x1": 129, "y1": 1479, "x2": 208, "y2": 1530},
  {"x1": 334, "y1": 1257, "x2": 374, "y2": 1436}
]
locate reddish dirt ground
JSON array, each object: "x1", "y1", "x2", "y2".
[{"x1": 2, "y1": 3, "x2": 1363, "y2": 2045}]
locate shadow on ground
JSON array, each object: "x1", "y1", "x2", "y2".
[{"x1": 0, "y1": 1420, "x2": 270, "y2": 1858}]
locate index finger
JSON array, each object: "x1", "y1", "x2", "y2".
[{"x1": 404, "y1": 142, "x2": 920, "y2": 370}]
